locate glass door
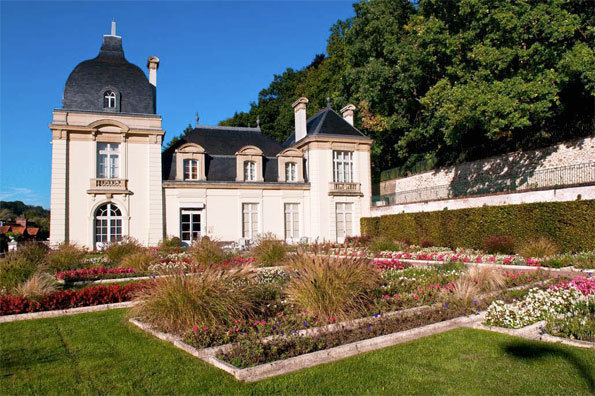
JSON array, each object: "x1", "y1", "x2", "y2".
[{"x1": 180, "y1": 209, "x2": 201, "y2": 246}]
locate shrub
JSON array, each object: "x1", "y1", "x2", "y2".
[
  {"x1": 131, "y1": 267, "x2": 257, "y2": 334},
  {"x1": 56, "y1": 266, "x2": 136, "y2": 281},
  {"x1": 361, "y1": 200, "x2": 595, "y2": 253},
  {"x1": 47, "y1": 243, "x2": 87, "y2": 272},
  {"x1": 159, "y1": 236, "x2": 181, "y2": 253},
  {"x1": 0, "y1": 253, "x2": 39, "y2": 293},
  {"x1": 483, "y1": 235, "x2": 516, "y2": 254},
  {"x1": 466, "y1": 265, "x2": 505, "y2": 292},
  {"x1": 369, "y1": 236, "x2": 397, "y2": 253},
  {"x1": 518, "y1": 237, "x2": 558, "y2": 258},
  {"x1": 250, "y1": 234, "x2": 287, "y2": 266},
  {"x1": 120, "y1": 251, "x2": 158, "y2": 272},
  {"x1": 104, "y1": 237, "x2": 144, "y2": 264},
  {"x1": 286, "y1": 252, "x2": 381, "y2": 321},
  {"x1": 14, "y1": 272, "x2": 56, "y2": 301},
  {"x1": 419, "y1": 239, "x2": 434, "y2": 248},
  {"x1": 188, "y1": 236, "x2": 227, "y2": 267}
]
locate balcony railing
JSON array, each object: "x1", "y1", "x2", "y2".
[
  {"x1": 88, "y1": 178, "x2": 129, "y2": 194},
  {"x1": 329, "y1": 182, "x2": 362, "y2": 196}
]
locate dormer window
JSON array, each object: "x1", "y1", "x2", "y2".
[
  {"x1": 244, "y1": 161, "x2": 256, "y2": 181},
  {"x1": 103, "y1": 91, "x2": 116, "y2": 108},
  {"x1": 183, "y1": 159, "x2": 199, "y2": 180},
  {"x1": 175, "y1": 143, "x2": 205, "y2": 182},
  {"x1": 285, "y1": 162, "x2": 297, "y2": 182}
]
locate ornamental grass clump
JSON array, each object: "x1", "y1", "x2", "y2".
[
  {"x1": 518, "y1": 237, "x2": 558, "y2": 259},
  {"x1": 286, "y1": 252, "x2": 381, "y2": 321},
  {"x1": 104, "y1": 237, "x2": 144, "y2": 265},
  {"x1": 466, "y1": 265, "x2": 506, "y2": 292},
  {"x1": 120, "y1": 250, "x2": 158, "y2": 272},
  {"x1": 0, "y1": 253, "x2": 40, "y2": 294},
  {"x1": 159, "y1": 236, "x2": 182, "y2": 253},
  {"x1": 131, "y1": 266, "x2": 258, "y2": 334},
  {"x1": 17, "y1": 242, "x2": 49, "y2": 267},
  {"x1": 14, "y1": 272, "x2": 56, "y2": 301},
  {"x1": 47, "y1": 243, "x2": 87, "y2": 272},
  {"x1": 189, "y1": 236, "x2": 227, "y2": 267},
  {"x1": 442, "y1": 278, "x2": 481, "y2": 309},
  {"x1": 250, "y1": 233, "x2": 287, "y2": 267}
]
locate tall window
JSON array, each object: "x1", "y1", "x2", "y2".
[
  {"x1": 180, "y1": 209, "x2": 201, "y2": 244},
  {"x1": 95, "y1": 203, "x2": 122, "y2": 247},
  {"x1": 183, "y1": 159, "x2": 199, "y2": 180},
  {"x1": 97, "y1": 143, "x2": 120, "y2": 179},
  {"x1": 284, "y1": 203, "x2": 299, "y2": 241},
  {"x1": 335, "y1": 202, "x2": 353, "y2": 243},
  {"x1": 333, "y1": 151, "x2": 354, "y2": 183},
  {"x1": 242, "y1": 203, "x2": 259, "y2": 239},
  {"x1": 103, "y1": 91, "x2": 116, "y2": 108},
  {"x1": 285, "y1": 162, "x2": 297, "y2": 182},
  {"x1": 244, "y1": 161, "x2": 256, "y2": 181}
]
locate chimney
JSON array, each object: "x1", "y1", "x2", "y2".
[
  {"x1": 147, "y1": 56, "x2": 160, "y2": 87},
  {"x1": 292, "y1": 97, "x2": 309, "y2": 142},
  {"x1": 340, "y1": 104, "x2": 356, "y2": 126}
]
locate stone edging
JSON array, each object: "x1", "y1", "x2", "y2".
[
  {"x1": 130, "y1": 312, "x2": 485, "y2": 382},
  {"x1": 0, "y1": 301, "x2": 138, "y2": 324},
  {"x1": 472, "y1": 321, "x2": 594, "y2": 349}
]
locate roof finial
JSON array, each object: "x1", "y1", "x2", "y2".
[
  {"x1": 195, "y1": 112, "x2": 199, "y2": 128},
  {"x1": 111, "y1": 20, "x2": 116, "y2": 36},
  {"x1": 326, "y1": 96, "x2": 331, "y2": 108},
  {"x1": 256, "y1": 116, "x2": 260, "y2": 129}
]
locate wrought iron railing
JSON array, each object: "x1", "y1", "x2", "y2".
[{"x1": 375, "y1": 161, "x2": 595, "y2": 206}]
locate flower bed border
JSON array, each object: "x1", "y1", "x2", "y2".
[
  {"x1": 130, "y1": 311, "x2": 484, "y2": 382},
  {"x1": 0, "y1": 301, "x2": 137, "y2": 323},
  {"x1": 473, "y1": 321, "x2": 594, "y2": 349}
]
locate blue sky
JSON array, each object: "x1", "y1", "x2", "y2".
[{"x1": 0, "y1": 0, "x2": 356, "y2": 209}]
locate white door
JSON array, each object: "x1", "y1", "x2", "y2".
[
  {"x1": 336, "y1": 203, "x2": 353, "y2": 243},
  {"x1": 180, "y1": 209, "x2": 201, "y2": 246}
]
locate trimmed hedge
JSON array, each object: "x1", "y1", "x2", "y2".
[{"x1": 361, "y1": 200, "x2": 595, "y2": 253}]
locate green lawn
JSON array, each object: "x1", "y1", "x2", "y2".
[{"x1": 1, "y1": 309, "x2": 593, "y2": 395}]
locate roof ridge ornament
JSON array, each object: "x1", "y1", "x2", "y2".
[
  {"x1": 195, "y1": 112, "x2": 199, "y2": 128},
  {"x1": 111, "y1": 21, "x2": 116, "y2": 36},
  {"x1": 326, "y1": 97, "x2": 331, "y2": 108}
]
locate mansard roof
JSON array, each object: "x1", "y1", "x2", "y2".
[
  {"x1": 162, "y1": 125, "x2": 285, "y2": 182},
  {"x1": 284, "y1": 105, "x2": 369, "y2": 147}
]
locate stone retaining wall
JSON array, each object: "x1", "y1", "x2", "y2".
[{"x1": 379, "y1": 136, "x2": 595, "y2": 204}]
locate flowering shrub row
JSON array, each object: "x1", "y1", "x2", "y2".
[
  {"x1": 0, "y1": 282, "x2": 149, "y2": 316},
  {"x1": 549, "y1": 277, "x2": 595, "y2": 296},
  {"x1": 56, "y1": 266, "x2": 136, "y2": 281}
]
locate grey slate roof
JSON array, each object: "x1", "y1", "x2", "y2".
[
  {"x1": 162, "y1": 126, "x2": 284, "y2": 182},
  {"x1": 62, "y1": 35, "x2": 156, "y2": 114},
  {"x1": 284, "y1": 106, "x2": 369, "y2": 147}
]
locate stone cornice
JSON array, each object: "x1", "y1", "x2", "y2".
[{"x1": 163, "y1": 181, "x2": 311, "y2": 190}]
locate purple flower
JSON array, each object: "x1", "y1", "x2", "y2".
[
  {"x1": 374, "y1": 313, "x2": 379, "y2": 318},
  {"x1": 273, "y1": 325, "x2": 277, "y2": 331},
  {"x1": 445, "y1": 303, "x2": 449, "y2": 308},
  {"x1": 292, "y1": 329, "x2": 296, "y2": 333},
  {"x1": 303, "y1": 321, "x2": 308, "y2": 327},
  {"x1": 281, "y1": 331, "x2": 285, "y2": 336},
  {"x1": 366, "y1": 325, "x2": 371, "y2": 331},
  {"x1": 255, "y1": 328, "x2": 259, "y2": 333},
  {"x1": 473, "y1": 300, "x2": 477, "y2": 305}
]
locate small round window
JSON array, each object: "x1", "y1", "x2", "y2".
[{"x1": 103, "y1": 91, "x2": 116, "y2": 108}]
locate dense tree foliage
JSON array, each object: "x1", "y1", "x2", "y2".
[{"x1": 211, "y1": 0, "x2": 594, "y2": 181}]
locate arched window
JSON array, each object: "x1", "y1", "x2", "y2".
[
  {"x1": 103, "y1": 91, "x2": 116, "y2": 109},
  {"x1": 244, "y1": 161, "x2": 256, "y2": 181},
  {"x1": 94, "y1": 203, "x2": 123, "y2": 247}
]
